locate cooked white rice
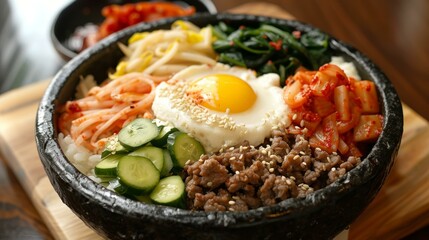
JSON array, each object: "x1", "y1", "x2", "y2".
[
  {"x1": 58, "y1": 133, "x2": 101, "y2": 176},
  {"x1": 330, "y1": 56, "x2": 361, "y2": 80}
]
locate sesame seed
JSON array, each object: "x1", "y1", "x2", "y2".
[
  {"x1": 185, "y1": 160, "x2": 191, "y2": 165},
  {"x1": 315, "y1": 147, "x2": 322, "y2": 152},
  {"x1": 269, "y1": 168, "x2": 274, "y2": 173},
  {"x1": 262, "y1": 160, "x2": 267, "y2": 165},
  {"x1": 229, "y1": 147, "x2": 235, "y2": 151},
  {"x1": 331, "y1": 167, "x2": 336, "y2": 172},
  {"x1": 235, "y1": 171, "x2": 240, "y2": 175},
  {"x1": 327, "y1": 157, "x2": 331, "y2": 162},
  {"x1": 230, "y1": 157, "x2": 236, "y2": 161},
  {"x1": 290, "y1": 176, "x2": 296, "y2": 181},
  {"x1": 228, "y1": 200, "x2": 236, "y2": 205},
  {"x1": 219, "y1": 148, "x2": 224, "y2": 153},
  {"x1": 269, "y1": 155, "x2": 276, "y2": 159},
  {"x1": 292, "y1": 114, "x2": 297, "y2": 120},
  {"x1": 302, "y1": 128, "x2": 308, "y2": 134},
  {"x1": 294, "y1": 126, "x2": 301, "y2": 130},
  {"x1": 300, "y1": 120, "x2": 305, "y2": 127},
  {"x1": 293, "y1": 155, "x2": 300, "y2": 160},
  {"x1": 281, "y1": 176, "x2": 286, "y2": 180},
  {"x1": 207, "y1": 182, "x2": 213, "y2": 187},
  {"x1": 332, "y1": 152, "x2": 338, "y2": 155},
  {"x1": 242, "y1": 146, "x2": 248, "y2": 150},
  {"x1": 286, "y1": 179, "x2": 292, "y2": 185},
  {"x1": 198, "y1": 159, "x2": 203, "y2": 163},
  {"x1": 261, "y1": 149, "x2": 268, "y2": 155},
  {"x1": 239, "y1": 154, "x2": 244, "y2": 160},
  {"x1": 299, "y1": 151, "x2": 305, "y2": 155}
]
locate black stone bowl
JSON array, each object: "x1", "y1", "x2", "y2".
[
  {"x1": 36, "y1": 14, "x2": 403, "y2": 239},
  {"x1": 51, "y1": 0, "x2": 217, "y2": 61}
]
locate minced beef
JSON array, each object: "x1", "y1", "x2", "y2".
[{"x1": 184, "y1": 128, "x2": 361, "y2": 212}]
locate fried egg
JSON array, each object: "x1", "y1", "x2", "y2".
[{"x1": 152, "y1": 63, "x2": 291, "y2": 152}]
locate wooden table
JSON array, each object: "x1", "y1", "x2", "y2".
[{"x1": 0, "y1": 1, "x2": 428, "y2": 239}]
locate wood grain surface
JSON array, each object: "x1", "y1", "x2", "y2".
[{"x1": 0, "y1": 2, "x2": 428, "y2": 240}]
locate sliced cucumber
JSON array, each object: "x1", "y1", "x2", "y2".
[
  {"x1": 151, "y1": 125, "x2": 179, "y2": 147},
  {"x1": 128, "y1": 146, "x2": 164, "y2": 172},
  {"x1": 117, "y1": 155, "x2": 160, "y2": 194},
  {"x1": 161, "y1": 149, "x2": 174, "y2": 177},
  {"x1": 101, "y1": 135, "x2": 128, "y2": 158},
  {"x1": 94, "y1": 154, "x2": 123, "y2": 178},
  {"x1": 149, "y1": 175, "x2": 185, "y2": 208},
  {"x1": 109, "y1": 178, "x2": 129, "y2": 195},
  {"x1": 167, "y1": 132, "x2": 205, "y2": 168},
  {"x1": 118, "y1": 118, "x2": 160, "y2": 149}
]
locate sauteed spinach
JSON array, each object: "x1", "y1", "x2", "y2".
[{"x1": 212, "y1": 22, "x2": 331, "y2": 86}]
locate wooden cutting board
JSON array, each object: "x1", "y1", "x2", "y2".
[{"x1": 0, "y1": 3, "x2": 429, "y2": 240}]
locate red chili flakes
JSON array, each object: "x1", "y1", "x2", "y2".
[
  {"x1": 67, "y1": 102, "x2": 82, "y2": 113},
  {"x1": 269, "y1": 39, "x2": 283, "y2": 51}
]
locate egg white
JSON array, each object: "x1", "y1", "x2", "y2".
[{"x1": 152, "y1": 63, "x2": 291, "y2": 153}]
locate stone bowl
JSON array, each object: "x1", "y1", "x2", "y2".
[{"x1": 36, "y1": 13, "x2": 403, "y2": 239}]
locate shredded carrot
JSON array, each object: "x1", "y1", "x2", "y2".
[{"x1": 58, "y1": 72, "x2": 168, "y2": 152}]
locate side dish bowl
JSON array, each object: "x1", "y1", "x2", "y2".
[
  {"x1": 51, "y1": 0, "x2": 217, "y2": 61},
  {"x1": 37, "y1": 14, "x2": 403, "y2": 239}
]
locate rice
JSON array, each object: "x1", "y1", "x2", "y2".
[
  {"x1": 58, "y1": 133, "x2": 101, "y2": 176},
  {"x1": 330, "y1": 56, "x2": 361, "y2": 80}
]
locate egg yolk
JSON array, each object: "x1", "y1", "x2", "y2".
[{"x1": 187, "y1": 74, "x2": 257, "y2": 113}]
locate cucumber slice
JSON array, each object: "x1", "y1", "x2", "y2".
[
  {"x1": 151, "y1": 125, "x2": 179, "y2": 147},
  {"x1": 118, "y1": 118, "x2": 160, "y2": 149},
  {"x1": 101, "y1": 135, "x2": 128, "y2": 158},
  {"x1": 94, "y1": 154, "x2": 123, "y2": 178},
  {"x1": 117, "y1": 155, "x2": 160, "y2": 194},
  {"x1": 149, "y1": 175, "x2": 185, "y2": 208},
  {"x1": 167, "y1": 132, "x2": 205, "y2": 168},
  {"x1": 109, "y1": 178, "x2": 129, "y2": 195},
  {"x1": 129, "y1": 146, "x2": 164, "y2": 172},
  {"x1": 160, "y1": 149, "x2": 174, "y2": 177}
]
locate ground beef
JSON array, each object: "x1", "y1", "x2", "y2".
[{"x1": 184, "y1": 128, "x2": 362, "y2": 212}]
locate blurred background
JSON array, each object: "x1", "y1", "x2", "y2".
[{"x1": 0, "y1": 0, "x2": 71, "y2": 92}]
